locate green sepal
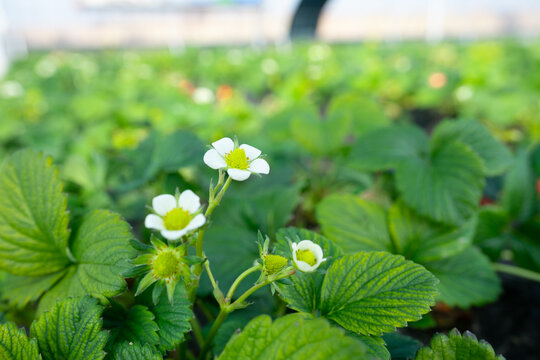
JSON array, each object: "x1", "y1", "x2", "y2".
[
  {"x1": 129, "y1": 238, "x2": 153, "y2": 252},
  {"x1": 135, "y1": 272, "x2": 158, "y2": 297},
  {"x1": 183, "y1": 255, "x2": 204, "y2": 266},
  {"x1": 166, "y1": 280, "x2": 177, "y2": 305},
  {"x1": 123, "y1": 265, "x2": 149, "y2": 278},
  {"x1": 152, "y1": 282, "x2": 164, "y2": 305}
]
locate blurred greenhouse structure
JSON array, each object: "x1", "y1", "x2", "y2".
[{"x1": 1, "y1": 0, "x2": 540, "y2": 56}]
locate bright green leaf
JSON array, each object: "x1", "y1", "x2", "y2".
[
  {"x1": 30, "y1": 296, "x2": 108, "y2": 360},
  {"x1": 39, "y1": 210, "x2": 136, "y2": 313},
  {"x1": 317, "y1": 194, "x2": 392, "y2": 253},
  {"x1": 0, "y1": 322, "x2": 40, "y2": 360},
  {"x1": 473, "y1": 207, "x2": 508, "y2": 261},
  {"x1": 327, "y1": 94, "x2": 389, "y2": 137},
  {"x1": 396, "y1": 141, "x2": 484, "y2": 226},
  {"x1": 0, "y1": 150, "x2": 70, "y2": 276},
  {"x1": 218, "y1": 314, "x2": 372, "y2": 360},
  {"x1": 423, "y1": 247, "x2": 501, "y2": 308},
  {"x1": 320, "y1": 252, "x2": 438, "y2": 336},
  {"x1": 431, "y1": 119, "x2": 512, "y2": 176},
  {"x1": 355, "y1": 335, "x2": 390, "y2": 360},
  {"x1": 415, "y1": 328, "x2": 505, "y2": 360}
]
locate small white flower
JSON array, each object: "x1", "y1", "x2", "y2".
[
  {"x1": 192, "y1": 87, "x2": 214, "y2": 104},
  {"x1": 144, "y1": 190, "x2": 205, "y2": 241},
  {"x1": 203, "y1": 137, "x2": 270, "y2": 181},
  {"x1": 292, "y1": 240, "x2": 327, "y2": 273}
]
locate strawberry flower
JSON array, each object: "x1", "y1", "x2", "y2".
[
  {"x1": 291, "y1": 240, "x2": 327, "y2": 273},
  {"x1": 145, "y1": 190, "x2": 205, "y2": 241},
  {"x1": 203, "y1": 137, "x2": 270, "y2": 181}
]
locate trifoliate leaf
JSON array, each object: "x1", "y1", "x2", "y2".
[
  {"x1": 348, "y1": 125, "x2": 428, "y2": 171},
  {"x1": 38, "y1": 210, "x2": 136, "y2": 313},
  {"x1": 415, "y1": 329, "x2": 505, "y2": 360},
  {"x1": 423, "y1": 247, "x2": 501, "y2": 308},
  {"x1": 274, "y1": 227, "x2": 342, "y2": 313},
  {"x1": 396, "y1": 141, "x2": 484, "y2": 226},
  {"x1": 30, "y1": 296, "x2": 108, "y2": 360},
  {"x1": 103, "y1": 303, "x2": 159, "y2": 352},
  {"x1": 137, "y1": 282, "x2": 193, "y2": 352},
  {"x1": 218, "y1": 314, "x2": 372, "y2": 360},
  {"x1": 388, "y1": 200, "x2": 475, "y2": 262},
  {"x1": 0, "y1": 322, "x2": 40, "y2": 360},
  {"x1": 320, "y1": 252, "x2": 438, "y2": 336},
  {"x1": 382, "y1": 332, "x2": 422, "y2": 360},
  {"x1": 0, "y1": 150, "x2": 70, "y2": 276},
  {"x1": 109, "y1": 342, "x2": 161, "y2": 360},
  {"x1": 431, "y1": 119, "x2": 512, "y2": 176},
  {"x1": 501, "y1": 148, "x2": 536, "y2": 222},
  {"x1": 316, "y1": 194, "x2": 392, "y2": 253}
]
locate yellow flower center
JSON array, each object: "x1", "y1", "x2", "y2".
[
  {"x1": 264, "y1": 255, "x2": 288, "y2": 275},
  {"x1": 152, "y1": 251, "x2": 180, "y2": 279},
  {"x1": 163, "y1": 208, "x2": 191, "y2": 231},
  {"x1": 296, "y1": 249, "x2": 317, "y2": 266},
  {"x1": 225, "y1": 148, "x2": 249, "y2": 170}
]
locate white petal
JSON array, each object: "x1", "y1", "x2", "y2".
[
  {"x1": 161, "y1": 229, "x2": 187, "y2": 241},
  {"x1": 248, "y1": 158, "x2": 270, "y2": 174},
  {"x1": 297, "y1": 240, "x2": 317, "y2": 250},
  {"x1": 152, "y1": 194, "x2": 177, "y2": 216},
  {"x1": 212, "y1": 137, "x2": 235, "y2": 156},
  {"x1": 227, "y1": 168, "x2": 251, "y2": 181},
  {"x1": 239, "y1": 144, "x2": 261, "y2": 160},
  {"x1": 185, "y1": 214, "x2": 206, "y2": 231},
  {"x1": 144, "y1": 214, "x2": 165, "y2": 231},
  {"x1": 178, "y1": 190, "x2": 201, "y2": 214},
  {"x1": 203, "y1": 149, "x2": 227, "y2": 169},
  {"x1": 296, "y1": 261, "x2": 315, "y2": 273}
]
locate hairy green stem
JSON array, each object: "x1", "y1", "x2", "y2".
[
  {"x1": 190, "y1": 317, "x2": 204, "y2": 349},
  {"x1": 198, "y1": 307, "x2": 229, "y2": 360},
  {"x1": 226, "y1": 264, "x2": 262, "y2": 300},
  {"x1": 493, "y1": 262, "x2": 540, "y2": 282}
]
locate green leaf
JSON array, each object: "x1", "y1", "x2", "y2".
[
  {"x1": 396, "y1": 141, "x2": 484, "y2": 226},
  {"x1": 30, "y1": 296, "x2": 108, "y2": 360},
  {"x1": 316, "y1": 194, "x2": 392, "y2": 253},
  {"x1": 388, "y1": 200, "x2": 475, "y2": 262},
  {"x1": 1, "y1": 272, "x2": 65, "y2": 308},
  {"x1": 511, "y1": 220, "x2": 540, "y2": 272},
  {"x1": 137, "y1": 282, "x2": 193, "y2": 353},
  {"x1": 473, "y1": 207, "x2": 508, "y2": 261},
  {"x1": 431, "y1": 119, "x2": 512, "y2": 176},
  {"x1": 415, "y1": 329, "x2": 505, "y2": 360},
  {"x1": 103, "y1": 303, "x2": 159, "y2": 352},
  {"x1": 117, "y1": 130, "x2": 205, "y2": 190},
  {"x1": 423, "y1": 247, "x2": 501, "y2": 308},
  {"x1": 320, "y1": 252, "x2": 438, "y2": 336},
  {"x1": 348, "y1": 125, "x2": 428, "y2": 171},
  {"x1": 218, "y1": 314, "x2": 372, "y2": 360},
  {"x1": 290, "y1": 104, "x2": 350, "y2": 155},
  {"x1": 274, "y1": 227, "x2": 343, "y2": 313},
  {"x1": 0, "y1": 322, "x2": 40, "y2": 360},
  {"x1": 0, "y1": 150, "x2": 70, "y2": 276},
  {"x1": 327, "y1": 94, "x2": 389, "y2": 137},
  {"x1": 39, "y1": 210, "x2": 136, "y2": 313},
  {"x1": 501, "y1": 148, "x2": 536, "y2": 222},
  {"x1": 382, "y1": 332, "x2": 422, "y2": 360},
  {"x1": 355, "y1": 335, "x2": 390, "y2": 360},
  {"x1": 109, "y1": 342, "x2": 161, "y2": 360}
]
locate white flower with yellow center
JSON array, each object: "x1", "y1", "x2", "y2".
[
  {"x1": 144, "y1": 190, "x2": 205, "y2": 241},
  {"x1": 292, "y1": 240, "x2": 327, "y2": 273},
  {"x1": 203, "y1": 137, "x2": 270, "y2": 181}
]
